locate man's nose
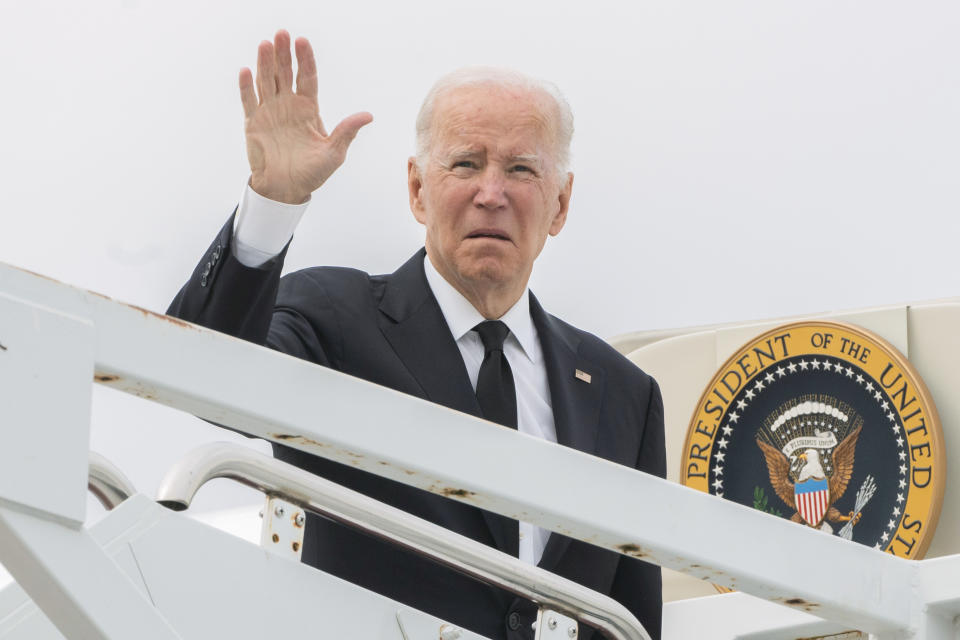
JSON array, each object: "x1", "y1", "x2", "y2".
[{"x1": 472, "y1": 167, "x2": 509, "y2": 209}]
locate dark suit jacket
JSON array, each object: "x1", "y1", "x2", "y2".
[{"x1": 168, "y1": 215, "x2": 666, "y2": 640}]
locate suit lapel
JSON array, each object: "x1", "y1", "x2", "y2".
[
  {"x1": 530, "y1": 293, "x2": 606, "y2": 457},
  {"x1": 378, "y1": 250, "x2": 482, "y2": 418},
  {"x1": 530, "y1": 293, "x2": 606, "y2": 570},
  {"x1": 378, "y1": 251, "x2": 515, "y2": 554},
  {"x1": 377, "y1": 259, "x2": 606, "y2": 561}
]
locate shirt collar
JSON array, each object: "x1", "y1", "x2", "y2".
[{"x1": 422, "y1": 254, "x2": 539, "y2": 364}]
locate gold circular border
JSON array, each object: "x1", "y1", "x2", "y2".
[{"x1": 680, "y1": 320, "x2": 946, "y2": 561}]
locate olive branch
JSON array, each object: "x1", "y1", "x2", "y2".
[{"x1": 753, "y1": 486, "x2": 783, "y2": 517}]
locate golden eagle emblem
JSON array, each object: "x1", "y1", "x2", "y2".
[
  {"x1": 756, "y1": 399, "x2": 864, "y2": 531},
  {"x1": 682, "y1": 321, "x2": 946, "y2": 557}
]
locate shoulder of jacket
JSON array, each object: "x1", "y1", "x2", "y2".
[
  {"x1": 549, "y1": 313, "x2": 655, "y2": 385},
  {"x1": 280, "y1": 265, "x2": 390, "y2": 305}
]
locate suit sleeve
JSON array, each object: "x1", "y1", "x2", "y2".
[
  {"x1": 166, "y1": 211, "x2": 331, "y2": 366},
  {"x1": 167, "y1": 212, "x2": 281, "y2": 339},
  {"x1": 609, "y1": 376, "x2": 666, "y2": 640}
]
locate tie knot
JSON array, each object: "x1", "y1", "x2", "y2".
[{"x1": 474, "y1": 320, "x2": 510, "y2": 352}]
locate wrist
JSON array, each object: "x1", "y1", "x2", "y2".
[
  {"x1": 248, "y1": 176, "x2": 310, "y2": 205},
  {"x1": 233, "y1": 181, "x2": 310, "y2": 267}
]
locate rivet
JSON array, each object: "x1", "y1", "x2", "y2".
[
  {"x1": 548, "y1": 617, "x2": 557, "y2": 630},
  {"x1": 439, "y1": 624, "x2": 462, "y2": 640},
  {"x1": 568, "y1": 626, "x2": 577, "y2": 637},
  {"x1": 274, "y1": 505, "x2": 285, "y2": 517},
  {"x1": 295, "y1": 512, "x2": 305, "y2": 527}
]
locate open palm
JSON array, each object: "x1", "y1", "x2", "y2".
[{"x1": 239, "y1": 31, "x2": 372, "y2": 204}]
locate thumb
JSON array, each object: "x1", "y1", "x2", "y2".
[{"x1": 329, "y1": 111, "x2": 374, "y2": 153}]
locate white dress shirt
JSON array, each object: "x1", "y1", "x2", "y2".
[
  {"x1": 233, "y1": 184, "x2": 310, "y2": 267},
  {"x1": 232, "y1": 182, "x2": 558, "y2": 564},
  {"x1": 422, "y1": 257, "x2": 557, "y2": 565}
]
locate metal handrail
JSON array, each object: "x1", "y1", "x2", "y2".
[
  {"x1": 156, "y1": 443, "x2": 651, "y2": 640},
  {"x1": 88, "y1": 451, "x2": 137, "y2": 510}
]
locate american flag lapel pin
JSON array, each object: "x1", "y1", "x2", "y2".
[{"x1": 575, "y1": 369, "x2": 592, "y2": 384}]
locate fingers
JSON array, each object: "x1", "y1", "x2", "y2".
[
  {"x1": 329, "y1": 112, "x2": 374, "y2": 153},
  {"x1": 255, "y1": 40, "x2": 276, "y2": 104},
  {"x1": 248, "y1": 32, "x2": 319, "y2": 116},
  {"x1": 238, "y1": 68, "x2": 257, "y2": 118},
  {"x1": 274, "y1": 30, "x2": 294, "y2": 93},
  {"x1": 294, "y1": 37, "x2": 318, "y2": 99}
]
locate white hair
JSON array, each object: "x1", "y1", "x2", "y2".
[{"x1": 414, "y1": 67, "x2": 574, "y2": 178}]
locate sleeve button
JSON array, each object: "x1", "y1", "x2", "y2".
[{"x1": 507, "y1": 611, "x2": 520, "y2": 631}]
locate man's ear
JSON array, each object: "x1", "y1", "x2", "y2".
[
  {"x1": 408, "y1": 157, "x2": 426, "y2": 224},
  {"x1": 549, "y1": 172, "x2": 573, "y2": 236}
]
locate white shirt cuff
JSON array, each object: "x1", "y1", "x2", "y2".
[{"x1": 232, "y1": 182, "x2": 311, "y2": 267}]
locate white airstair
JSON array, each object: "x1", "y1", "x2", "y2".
[{"x1": 0, "y1": 261, "x2": 958, "y2": 639}]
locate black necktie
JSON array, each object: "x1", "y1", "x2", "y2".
[
  {"x1": 473, "y1": 321, "x2": 519, "y2": 557},
  {"x1": 474, "y1": 321, "x2": 517, "y2": 429}
]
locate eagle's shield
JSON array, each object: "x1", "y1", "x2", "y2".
[{"x1": 795, "y1": 478, "x2": 829, "y2": 526}]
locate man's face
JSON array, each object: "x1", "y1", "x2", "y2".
[{"x1": 408, "y1": 85, "x2": 572, "y2": 301}]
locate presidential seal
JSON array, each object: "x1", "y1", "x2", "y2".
[{"x1": 681, "y1": 321, "x2": 945, "y2": 558}]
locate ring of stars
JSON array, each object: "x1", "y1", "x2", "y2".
[{"x1": 709, "y1": 356, "x2": 907, "y2": 548}]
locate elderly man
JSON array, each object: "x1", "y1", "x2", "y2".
[{"x1": 169, "y1": 30, "x2": 665, "y2": 640}]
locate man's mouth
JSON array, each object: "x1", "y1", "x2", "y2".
[{"x1": 467, "y1": 230, "x2": 511, "y2": 241}]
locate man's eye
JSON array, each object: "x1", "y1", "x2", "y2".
[
  {"x1": 510, "y1": 165, "x2": 534, "y2": 174},
  {"x1": 453, "y1": 161, "x2": 477, "y2": 169}
]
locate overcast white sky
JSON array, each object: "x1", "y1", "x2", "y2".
[{"x1": 3, "y1": 1, "x2": 959, "y2": 514}]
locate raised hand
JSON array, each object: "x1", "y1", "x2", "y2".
[{"x1": 239, "y1": 31, "x2": 373, "y2": 204}]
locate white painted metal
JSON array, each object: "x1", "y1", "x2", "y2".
[
  {"x1": 1, "y1": 261, "x2": 959, "y2": 638},
  {"x1": 0, "y1": 293, "x2": 93, "y2": 526},
  {"x1": 395, "y1": 610, "x2": 485, "y2": 640},
  {"x1": 0, "y1": 262, "x2": 923, "y2": 634},
  {"x1": 0, "y1": 495, "x2": 490, "y2": 640},
  {"x1": 0, "y1": 291, "x2": 180, "y2": 640},
  {"x1": 156, "y1": 443, "x2": 652, "y2": 640},
  {"x1": 258, "y1": 496, "x2": 304, "y2": 559},
  {"x1": 535, "y1": 609, "x2": 579, "y2": 640},
  {"x1": 662, "y1": 592, "x2": 857, "y2": 639},
  {"x1": 0, "y1": 503, "x2": 180, "y2": 640},
  {"x1": 917, "y1": 554, "x2": 960, "y2": 638}
]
